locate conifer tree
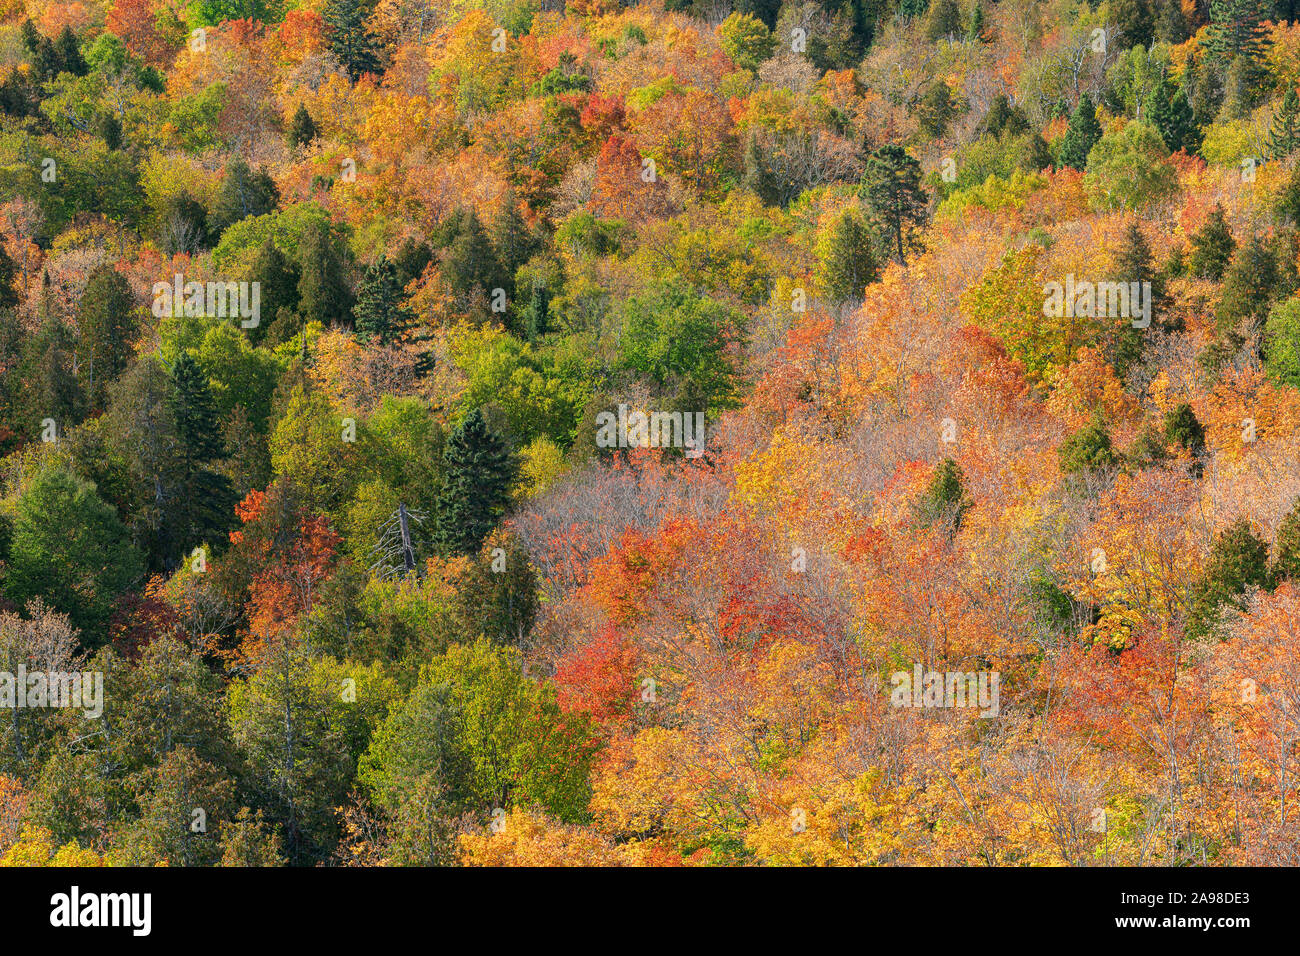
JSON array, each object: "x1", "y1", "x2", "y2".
[
  {"x1": 297, "y1": 219, "x2": 353, "y2": 326},
  {"x1": 1272, "y1": 495, "x2": 1300, "y2": 582},
  {"x1": 1187, "y1": 204, "x2": 1236, "y2": 280},
  {"x1": 286, "y1": 103, "x2": 319, "y2": 148},
  {"x1": 1268, "y1": 87, "x2": 1300, "y2": 159},
  {"x1": 211, "y1": 158, "x2": 279, "y2": 237},
  {"x1": 924, "y1": 0, "x2": 961, "y2": 40},
  {"x1": 431, "y1": 408, "x2": 517, "y2": 557},
  {"x1": 0, "y1": 241, "x2": 18, "y2": 309},
  {"x1": 815, "y1": 207, "x2": 879, "y2": 302},
  {"x1": 743, "y1": 132, "x2": 779, "y2": 205},
  {"x1": 490, "y1": 198, "x2": 534, "y2": 297},
  {"x1": 1145, "y1": 76, "x2": 1201, "y2": 154},
  {"x1": 1112, "y1": 0, "x2": 1155, "y2": 48},
  {"x1": 76, "y1": 265, "x2": 137, "y2": 409},
  {"x1": 442, "y1": 211, "x2": 499, "y2": 297},
  {"x1": 323, "y1": 0, "x2": 382, "y2": 81},
  {"x1": 248, "y1": 237, "x2": 300, "y2": 345},
  {"x1": 523, "y1": 281, "x2": 550, "y2": 341},
  {"x1": 857, "y1": 144, "x2": 928, "y2": 265},
  {"x1": 1059, "y1": 414, "x2": 1117, "y2": 478},
  {"x1": 980, "y1": 94, "x2": 1029, "y2": 137},
  {"x1": 916, "y1": 457, "x2": 971, "y2": 534},
  {"x1": 1059, "y1": 93, "x2": 1102, "y2": 170},
  {"x1": 54, "y1": 26, "x2": 86, "y2": 76},
  {"x1": 1186, "y1": 519, "x2": 1272, "y2": 639},
  {"x1": 353, "y1": 255, "x2": 411, "y2": 345},
  {"x1": 1163, "y1": 402, "x2": 1206, "y2": 457},
  {"x1": 171, "y1": 353, "x2": 235, "y2": 554},
  {"x1": 1209, "y1": 0, "x2": 1269, "y2": 65},
  {"x1": 99, "y1": 113, "x2": 122, "y2": 149},
  {"x1": 1216, "y1": 232, "x2": 1279, "y2": 345}
]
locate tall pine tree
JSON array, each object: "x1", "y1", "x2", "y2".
[{"x1": 857, "y1": 145, "x2": 928, "y2": 265}]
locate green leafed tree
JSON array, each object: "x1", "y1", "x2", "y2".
[
  {"x1": 1268, "y1": 87, "x2": 1300, "y2": 160},
  {"x1": 4, "y1": 466, "x2": 142, "y2": 642}
]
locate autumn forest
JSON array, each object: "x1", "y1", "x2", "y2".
[{"x1": 0, "y1": 0, "x2": 1297, "y2": 869}]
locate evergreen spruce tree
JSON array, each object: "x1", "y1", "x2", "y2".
[
  {"x1": 743, "y1": 131, "x2": 779, "y2": 205},
  {"x1": 1111, "y1": 220, "x2": 1163, "y2": 368},
  {"x1": 522, "y1": 281, "x2": 550, "y2": 341},
  {"x1": 99, "y1": 113, "x2": 123, "y2": 150},
  {"x1": 1279, "y1": 160, "x2": 1300, "y2": 224},
  {"x1": 1145, "y1": 76, "x2": 1201, "y2": 154},
  {"x1": 441, "y1": 210, "x2": 499, "y2": 296},
  {"x1": 1059, "y1": 93, "x2": 1102, "y2": 170},
  {"x1": 1059, "y1": 414, "x2": 1117, "y2": 478},
  {"x1": 170, "y1": 353, "x2": 235, "y2": 556},
  {"x1": 0, "y1": 241, "x2": 18, "y2": 309},
  {"x1": 967, "y1": 3, "x2": 988, "y2": 42},
  {"x1": 54, "y1": 26, "x2": 86, "y2": 76},
  {"x1": 297, "y1": 219, "x2": 353, "y2": 326},
  {"x1": 924, "y1": 0, "x2": 962, "y2": 40},
  {"x1": 393, "y1": 237, "x2": 433, "y2": 288},
  {"x1": 917, "y1": 81, "x2": 955, "y2": 137},
  {"x1": 815, "y1": 208, "x2": 879, "y2": 302},
  {"x1": 1112, "y1": 0, "x2": 1155, "y2": 48},
  {"x1": 1216, "y1": 233, "x2": 1279, "y2": 346},
  {"x1": 1163, "y1": 402, "x2": 1206, "y2": 457},
  {"x1": 980, "y1": 94, "x2": 1029, "y2": 137},
  {"x1": 490, "y1": 198, "x2": 534, "y2": 296},
  {"x1": 1272, "y1": 495, "x2": 1300, "y2": 582},
  {"x1": 353, "y1": 255, "x2": 411, "y2": 345},
  {"x1": 248, "y1": 238, "x2": 300, "y2": 345},
  {"x1": 1187, "y1": 204, "x2": 1236, "y2": 280},
  {"x1": 1209, "y1": 0, "x2": 1269, "y2": 65},
  {"x1": 1268, "y1": 87, "x2": 1300, "y2": 159},
  {"x1": 20, "y1": 316, "x2": 84, "y2": 432},
  {"x1": 76, "y1": 264, "x2": 138, "y2": 409},
  {"x1": 915, "y1": 457, "x2": 971, "y2": 534},
  {"x1": 323, "y1": 0, "x2": 382, "y2": 81},
  {"x1": 1163, "y1": 401, "x2": 1206, "y2": 475},
  {"x1": 211, "y1": 158, "x2": 279, "y2": 237},
  {"x1": 431, "y1": 408, "x2": 517, "y2": 557},
  {"x1": 1186, "y1": 519, "x2": 1272, "y2": 639},
  {"x1": 286, "y1": 103, "x2": 319, "y2": 148}
]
